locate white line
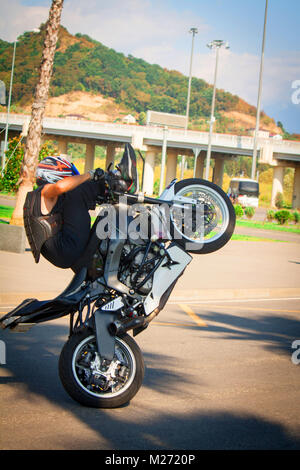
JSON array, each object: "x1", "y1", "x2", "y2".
[{"x1": 169, "y1": 297, "x2": 300, "y2": 305}]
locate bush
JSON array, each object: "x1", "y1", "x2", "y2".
[
  {"x1": 244, "y1": 206, "x2": 255, "y2": 219},
  {"x1": 266, "y1": 209, "x2": 275, "y2": 222},
  {"x1": 274, "y1": 209, "x2": 290, "y2": 225},
  {"x1": 0, "y1": 137, "x2": 24, "y2": 193},
  {"x1": 234, "y1": 204, "x2": 244, "y2": 218},
  {"x1": 275, "y1": 192, "x2": 284, "y2": 209},
  {"x1": 292, "y1": 211, "x2": 300, "y2": 224},
  {"x1": 0, "y1": 138, "x2": 57, "y2": 193}
]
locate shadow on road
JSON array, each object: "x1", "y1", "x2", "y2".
[
  {"x1": 189, "y1": 309, "x2": 300, "y2": 356},
  {"x1": 0, "y1": 321, "x2": 300, "y2": 449}
]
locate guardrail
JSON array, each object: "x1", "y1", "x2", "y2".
[{"x1": 1, "y1": 112, "x2": 300, "y2": 156}]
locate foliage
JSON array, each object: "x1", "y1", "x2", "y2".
[
  {"x1": 244, "y1": 206, "x2": 255, "y2": 219},
  {"x1": 0, "y1": 137, "x2": 24, "y2": 192},
  {"x1": 0, "y1": 137, "x2": 57, "y2": 193},
  {"x1": 275, "y1": 192, "x2": 284, "y2": 209},
  {"x1": 292, "y1": 211, "x2": 300, "y2": 224},
  {"x1": 0, "y1": 26, "x2": 240, "y2": 121},
  {"x1": 234, "y1": 204, "x2": 244, "y2": 218},
  {"x1": 266, "y1": 209, "x2": 275, "y2": 222},
  {"x1": 274, "y1": 209, "x2": 290, "y2": 225}
]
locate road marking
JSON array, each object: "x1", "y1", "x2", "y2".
[
  {"x1": 204, "y1": 305, "x2": 300, "y2": 314},
  {"x1": 153, "y1": 321, "x2": 197, "y2": 328},
  {"x1": 179, "y1": 304, "x2": 207, "y2": 327},
  {"x1": 169, "y1": 297, "x2": 300, "y2": 305},
  {"x1": 173, "y1": 304, "x2": 300, "y2": 314}
]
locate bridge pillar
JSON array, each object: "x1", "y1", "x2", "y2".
[
  {"x1": 271, "y1": 165, "x2": 284, "y2": 207},
  {"x1": 143, "y1": 148, "x2": 156, "y2": 195},
  {"x1": 213, "y1": 157, "x2": 225, "y2": 188},
  {"x1": 84, "y1": 142, "x2": 95, "y2": 173},
  {"x1": 166, "y1": 149, "x2": 178, "y2": 186},
  {"x1": 194, "y1": 150, "x2": 205, "y2": 178},
  {"x1": 57, "y1": 138, "x2": 68, "y2": 155},
  {"x1": 105, "y1": 143, "x2": 115, "y2": 170},
  {"x1": 292, "y1": 164, "x2": 300, "y2": 209}
]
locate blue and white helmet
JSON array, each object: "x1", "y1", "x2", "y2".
[{"x1": 36, "y1": 155, "x2": 80, "y2": 185}]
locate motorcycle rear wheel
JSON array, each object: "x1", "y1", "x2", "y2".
[
  {"x1": 59, "y1": 328, "x2": 144, "y2": 408},
  {"x1": 170, "y1": 178, "x2": 236, "y2": 254}
]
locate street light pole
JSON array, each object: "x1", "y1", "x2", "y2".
[
  {"x1": 181, "y1": 27, "x2": 198, "y2": 179},
  {"x1": 204, "y1": 40, "x2": 229, "y2": 181},
  {"x1": 185, "y1": 27, "x2": 198, "y2": 131},
  {"x1": 2, "y1": 40, "x2": 16, "y2": 173},
  {"x1": 251, "y1": 0, "x2": 268, "y2": 180}
]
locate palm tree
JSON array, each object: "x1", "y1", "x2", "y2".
[{"x1": 10, "y1": 0, "x2": 64, "y2": 225}]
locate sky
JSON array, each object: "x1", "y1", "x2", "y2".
[{"x1": 0, "y1": 0, "x2": 299, "y2": 133}]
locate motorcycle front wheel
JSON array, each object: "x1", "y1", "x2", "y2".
[
  {"x1": 170, "y1": 178, "x2": 236, "y2": 254},
  {"x1": 59, "y1": 328, "x2": 144, "y2": 408}
]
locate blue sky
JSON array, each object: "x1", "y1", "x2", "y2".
[{"x1": 1, "y1": 0, "x2": 300, "y2": 133}]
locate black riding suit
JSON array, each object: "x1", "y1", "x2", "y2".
[{"x1": 33, "y1": 180, "x2": 105, "y2": 269}]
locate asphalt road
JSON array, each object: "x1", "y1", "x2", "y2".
[{"x1": 0, "y1": 296, "x2": 300, "y2": 450}]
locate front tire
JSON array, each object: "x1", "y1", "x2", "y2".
[
  {"x1": 170, "y1": 178, "x2": 236, "y2": 254},
  {"x1": 59, "y1": 328, "x2": 144, "y2": 408}
]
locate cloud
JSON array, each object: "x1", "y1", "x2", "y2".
[
  {"x1": 193, "y1": 50, "x2": 300, "y2": 109},
  {"x1": 61, "y1": 0, "x2": 208, "y2": 54},
  {"x1": 0, "y1": 0, "x2": 299, "y2": 130},
  {"x1": 0, "y1": 0, "x2": 49, "y2": 41}
]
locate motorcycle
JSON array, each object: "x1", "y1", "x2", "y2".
[{"x1": 0, "y1": 144, "x2": 236, "y2": 408}]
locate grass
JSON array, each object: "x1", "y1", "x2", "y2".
[
  {"x1": 0, "y1": 205, "x2": 14, "y2": 223},
  {"x1": 231, "y1": 234, "x2": 289, "y2": 243},
  {"x1": 236, "y1": 219, "x2": 300, "y2": 233}
]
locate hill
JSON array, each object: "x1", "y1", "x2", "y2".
[{"x1": 0, "y1": 24, "x2": 285, "y2": 136}]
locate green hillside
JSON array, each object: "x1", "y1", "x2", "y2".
[
  {"x1": 0, "y1": 26, "x2": 248, "y2": 118},
  {"x1": 0, "y1": 23, "x2": 290, "y2": 137}
]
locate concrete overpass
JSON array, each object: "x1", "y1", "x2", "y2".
[{"x1": 1, "y1": 113, "x2": 300, "y2": 208}]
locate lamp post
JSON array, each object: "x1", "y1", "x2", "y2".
[
  {"x1": 2, "y1": 40, "x2": 16, "y2": 173},
  {"x1": 181, "y1": 27, "x2": 198, "y2": 179},
  {"x1": 185, "y1": 27, "x2": 198, "y2": 131},
  {"x1": 251, "y1": 0, "x2": 268, "y2": 180},
  {"x1": 204, "y1": 40, "x2": 229, "y2": 181},
  {"x1": 2, "y1": 29, "x2": 40, "y2": 173}
]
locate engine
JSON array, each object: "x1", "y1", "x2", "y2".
[{"x1": 118, "y1": 242, "x2": 160, "y2": 295}]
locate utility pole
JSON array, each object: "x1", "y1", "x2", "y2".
[
  {"x1": 205, "y1": 40, "x2": 229, "y2": 181},
  {"x1": 251, "y1": 0, "x2": 268, "y2": 180},
  {"x1": 2, "y1": 40, "x2": 16, "y2": 173},
  {"x1": 182, "y1": 27, "x2": 198, "y2": 179}
]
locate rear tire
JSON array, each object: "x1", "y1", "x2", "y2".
[{"x1": 59, "y1": 328, "x2": 144, "y2": 408}]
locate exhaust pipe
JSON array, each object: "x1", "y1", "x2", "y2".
[{"x1": 109, "y1": 309, "x2": 160, "y2": 336}]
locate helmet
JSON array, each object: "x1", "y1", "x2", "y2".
[{"x1": 36, "y1": 155, "x2": 80, "y2": 186}]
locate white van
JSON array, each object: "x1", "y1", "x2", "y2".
[{"x1": 228, "y1": 178, "x2": 259, "y2": 208}]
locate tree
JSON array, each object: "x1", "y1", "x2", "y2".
[{"x1": 10, "y1": 0, "x2": 64, "y2": 225}]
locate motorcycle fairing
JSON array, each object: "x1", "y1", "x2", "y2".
[
  {"x1": 143, "y1": 243, "x2": 192, "y2": 315},
  {"x1": 117, "y1": 143, "x2": 139, "y2": 194}
]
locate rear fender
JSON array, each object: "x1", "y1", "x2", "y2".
[{"x1": 0, "y1": 268, "x2": 89, "y2": 330}]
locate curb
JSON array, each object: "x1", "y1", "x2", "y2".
[
  {"x1": 1, "y1": 287, "x2": 300, "y2": 305},
  {"x1": 169, "y1": 287, "x2": 300, "y2": 301}
]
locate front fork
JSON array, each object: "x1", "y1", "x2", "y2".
[{"x1": 93, "y1": 310, "x2": 118, "y2": 362}]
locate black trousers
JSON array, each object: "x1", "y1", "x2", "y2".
[{"x1": 41, "y1": 180, "x2": 105, "y2": 269}]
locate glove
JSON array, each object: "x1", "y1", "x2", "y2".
[
  {"x1": 89, "y1": 168, "x2": 105, "y2": 181},
  {"x1": 106, "y1": 170, "x2": 131, "y2": 193}
]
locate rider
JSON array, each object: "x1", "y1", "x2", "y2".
[{"x1": 24, "y1": 152, "x2": 131, "y2": 270}]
